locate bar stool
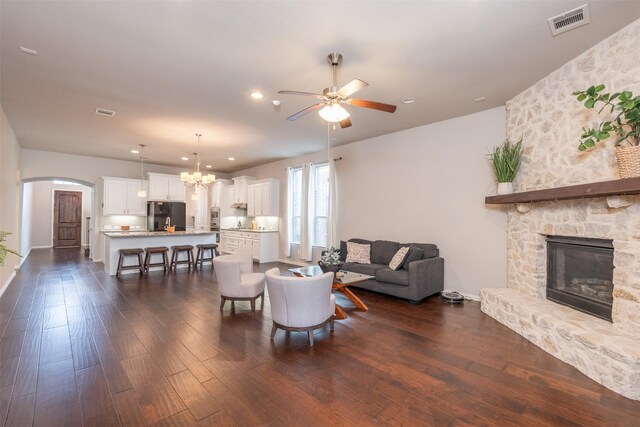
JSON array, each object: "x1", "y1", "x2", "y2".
[
  {"x1": 170, "y1": 245, "x2": 194, "y2": 271},
  {"x1": 144, "y1": 246, "x2": 170, "y2": 273},
  {"x1": 195, "y1": 243, "x2": 218, "y2": 269},
  {"x1": 116, "y1": 248, "x2": 144, "y2": 278}
]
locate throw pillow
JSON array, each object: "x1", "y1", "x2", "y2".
[
  {"x1": 389, "y1": 247, "x2": 410, "y2": 270},
  {"x1": 402, "y1": 246, "x2": 424, "y2": 270},
  {"x1": 346, "y1": 242, "x2": 371, "y2": 264}
]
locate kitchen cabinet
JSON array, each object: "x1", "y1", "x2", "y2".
[
  {"x1": 188, "y1": 187, "x2": 209, "y2": 229},
  {"x1": 230, "y1": 176, "x2": 255, "y2": 205},
  {"x1": 247, "y1": 179, "x2": 279, "y2": 217},
  {"x1": 219, "y1": 233, "x2": 228, "y2": 253},
  {"x1": 211, "y1": 179, "x2": 236, "y2": 217},
  {"x1": 147, "y1": 173, "x2": 185, "y2": 202},
  {"x1": 102, "y1": 177, "x2": 148, "y2": 216},
  {"x1": 219, "y1": 230, "x2": 278, "y2": 262}
]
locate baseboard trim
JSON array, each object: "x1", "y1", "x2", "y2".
[
  {"x1": 0, "y1": 271, "x2": 16, "y2": 299},
  {"x1": 31, "y1": 245, "x2": 52, "y2": 249},
  {"x1": 17, "y1": 248, "x2": 31, "y2": 268}
]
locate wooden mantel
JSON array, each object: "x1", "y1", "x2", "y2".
[{"x1": 485, "y1": 177, "x2": 640, "y2": 204}]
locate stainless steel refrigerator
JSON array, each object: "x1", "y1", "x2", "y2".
[{"x1": 147, "y1": 202, "x2": 186, "y2": 231}]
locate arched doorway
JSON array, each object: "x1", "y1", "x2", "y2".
[{"x1": 21, "y1": 177, "x2": 95, "y2": 259}]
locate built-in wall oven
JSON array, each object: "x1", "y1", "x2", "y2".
[{"x1": 210, "y1": 207, "x2": 220, "y2": 242}]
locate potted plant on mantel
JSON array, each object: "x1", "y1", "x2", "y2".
[
  {"x1": 489, "y1": 138, "x2": 523, "y2": 195},
  {"x1": 0, "y1": 231, "x2": 20, "y2": 267},
  {"x1": 573, "y1": 84, "x2": 640, "y2": 178}
]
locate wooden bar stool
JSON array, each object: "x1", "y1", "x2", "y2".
[
  {"x1": 116, "y1": 248, "x2": 144, "y2": 278},
  {"x1": 170, "y1": 245, "x2": 194, "y2": 271},
  {"x1": 195, "y1": 243, "x2": 218, "y2": 269},
  {"x1": 144, "y1": 246, "x2": 170, "y2": 273}
]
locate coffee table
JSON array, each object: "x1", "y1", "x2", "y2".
[{"x1": 288, "y1": 265, "x2": 373, "y2": 319}]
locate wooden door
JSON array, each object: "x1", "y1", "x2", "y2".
[{"x1": 53, "y1": 191, "x2": 82, "y2": 248}]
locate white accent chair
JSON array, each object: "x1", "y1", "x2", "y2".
[
  {"x1": 265, "y1": 268, "x2": 336, "y2": 346},
  {"x1": 213, "y1": 254, "x2": 265, "y2": 312}
]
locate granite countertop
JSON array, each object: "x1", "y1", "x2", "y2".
[
  {"x1": 102, "y1": 230, "x2": 217, "y2": 238},
  {"x1": 220, "y1": 228, "x2": 279, "y2": 233}
]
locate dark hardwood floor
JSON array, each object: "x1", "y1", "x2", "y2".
[{"x1": 0, "y1": 248, "x2": 638, "y2": 426}]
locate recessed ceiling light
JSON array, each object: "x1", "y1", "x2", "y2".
[
  {"x1": 181, "y1": 157, "x2": 189, "y2": 161},
  {"x1": 402, "y1": 97, "x2": 415, "y2": 104},
  {"x1": 475, "y1": 97, "x2": 487, "y2": 102},
  {"x1": 250, "y1": 92, "x2": 264, "y2": 100},
  {"x1": 228, "y1": 157, "x2": 235, "y2": 161},
  {"x1": 205, "y1": 165, "x2": 212, "y2": 169},
  {"x1": 130, "y1": 149, "x2": 139, "y2": 154},
  {"x1": 19, "y1": 46, "x2": 38, "y2": 56}
]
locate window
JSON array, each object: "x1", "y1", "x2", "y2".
[
  {"x1": 287, "y1": 163, "x2": 330, "y2": 247},
  {"x1": 290, "y1": 167, "x2": 302, "y2": 243},
  {"x1": 313, "y1": 163, "x2": 330, "y2": 247}
]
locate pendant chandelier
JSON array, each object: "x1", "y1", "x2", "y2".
[
  {"x1": 180, "y1": 133, "x2": 216, "y2": 188},
  {"x1": 137, "y1": 144, "x2": 147, "y2": 198}
]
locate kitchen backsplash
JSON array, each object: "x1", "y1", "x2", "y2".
[{"x1": 221, "y1": 215, "x2": 279, "y2": 230}]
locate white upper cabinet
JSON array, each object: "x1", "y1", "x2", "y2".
[
  {"x1": 147, "y1": 173, "x2": 185, "y2": 202},
  {"x1": 102, "y1": 177, "x2": 147, "y2": 216},
  {"x1": 247, "y1": 179, "x2": 279, "y2": 217},
  {"x1": 126, "y1": 180, "x2": 147, "y2": 215},
  {"x1": 210, "y1": 179, "x2": 233, "y2": 208},
  {"x1": 230, "y1": 176, "x2": 255, "y2": 205}
]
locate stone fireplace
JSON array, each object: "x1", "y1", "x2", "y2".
[
  {"x1": 546, "y1": 235, "x2": 614, "y2": 321},
  {"x1": 481, "y1": 19, "x2": 640, "y2": 400}
]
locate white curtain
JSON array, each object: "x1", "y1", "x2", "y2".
[
  {"x1": 299, "y1": 163, "x2": 315, "y2": 261},
  {"x1": 284, "y1": 167, "x2": 294, "y2": 257},
  {"x1": 326, "y1": 158, "x2": 338, "y2": 250}
]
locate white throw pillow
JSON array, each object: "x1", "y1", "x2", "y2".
[
  {"x1": 389, "y1": 246, "x2": 410, "y2": 270},
  {"x1": 346, "y1": 242, "x2": 371, "y2": 264}
]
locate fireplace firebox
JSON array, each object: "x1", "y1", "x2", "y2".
[{"x1": 546, "y1": 236, "x2": 614, "y2": 321}]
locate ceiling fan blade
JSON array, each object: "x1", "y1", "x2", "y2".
[
  {"x1": 286, "y1": 103, "x2": 323, "y2": 121},
  {"x1": 339, "y1": 118, "x2": 352, "y2": 129},
  {"x1": 337, "y1": 79, "x2": 369, "y2": 98},
  {"x1": 278, "y1": 90, "x2": 323, "y2": 98},
  {"x1": 349, "y1": 99, "x2": 397, "y2": 113}
]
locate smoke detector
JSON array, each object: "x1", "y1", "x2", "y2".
[
  {"x1": 548, "y1": 4, "x2": 590, "y2": 36},
  {"x1": 95, "y1": 107, "x2": 116, "y2": 117}
]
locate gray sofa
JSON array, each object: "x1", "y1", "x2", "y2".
[{"x1": 339, "y1": 239, "x2": 444, "y2": 303}]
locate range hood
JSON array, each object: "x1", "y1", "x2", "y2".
[{"x1": 230, "y1": 202, "x2": 247, "y2": 209}]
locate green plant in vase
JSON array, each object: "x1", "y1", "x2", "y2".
[
  {"x1": 573, "y1": 84, "x2": 640, "y2": 178},
  {"x1": 0, "y1": 231, "x2": 21, "y2": 267},
  {"x1": 489, "y1": 138, "x2": 523, "y2": 195}
]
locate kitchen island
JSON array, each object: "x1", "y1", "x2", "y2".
[{"x1": 102, "y1": 230, "x2": 217, "y2": 276}]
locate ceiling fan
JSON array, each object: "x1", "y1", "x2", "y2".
[{"x1": 278, "y1": 52, "x2": 397, "y2": 129}]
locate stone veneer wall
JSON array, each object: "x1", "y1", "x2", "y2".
[{"x1": 481, "y1": 19, "x2": 640, "y2": 400}]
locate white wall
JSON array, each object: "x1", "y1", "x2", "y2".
[
  {"x1": 235, "y1": 107, "x2": 508, "y2": 297},
  {"x1": 0, "y1": 106, "x2": 22, "y2": 291},
  {"x1": 28, "y1": 181, "x2": 92, "y2": 248}
]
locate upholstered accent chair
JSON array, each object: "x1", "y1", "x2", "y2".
[
  {"x1": 265, "y1": 268, "x2": 335, "y2": 346},
  {"x1": 213, "y1": 254, "x2": 265, "y2": 312}
]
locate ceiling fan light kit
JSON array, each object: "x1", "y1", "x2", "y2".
[
  {"x1": 319, "y1": 103, "x2": 350, "y2": 122},
  {"x1": 180, "y1": 133, "x2": 216, "y2": 188},
  {"x1": 278, "y1": 52, "x2": 397, "y2": 128}
]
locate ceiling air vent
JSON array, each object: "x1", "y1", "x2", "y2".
[
  {"x1": 548, "y1": 4, "x2": 590, "y2": 36},
  {"x1": 95, "y1": 107, "x2": 116, "y2": 117}
]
